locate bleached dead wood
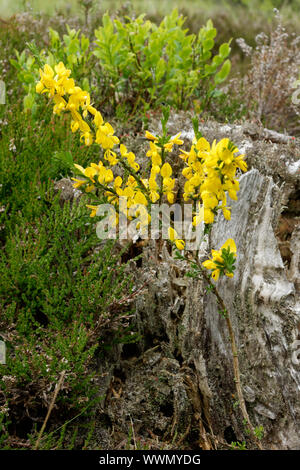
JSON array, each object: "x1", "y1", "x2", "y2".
[{"x1": 204, "y1": 169, "x2": 300, "y2": 449}]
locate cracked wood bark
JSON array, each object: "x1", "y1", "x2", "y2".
[
  {"x1": 96, "y1": 168, "x2": 299, "y2": 449},
  {"x1": 93, "y1": 117, "x2": 299, "y2": 449},
  {"x1": 128, "y1": 170, "x2": 299, "y2": 449},
  {"x1": 202, "y1": 169, "x2": 300, "y2": 449}
]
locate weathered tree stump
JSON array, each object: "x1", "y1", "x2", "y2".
[{"x1": 95, "y1": 119, "x2": 300, "y2": 450}]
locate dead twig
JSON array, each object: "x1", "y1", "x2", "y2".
[{"x1": 34, "y1": 370, "x2": 66, "y2": 450}]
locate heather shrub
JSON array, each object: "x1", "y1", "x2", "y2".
[
  {"x1": 0, "y1": 65, "x2": 138, "y2": 450},
  {"x1": 232, "y1": 13, "x2": 300, "y2": 133}
]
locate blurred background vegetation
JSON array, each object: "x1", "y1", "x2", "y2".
[{"x1": 1, "y1": 0, "x2": 300, "y2": 18}]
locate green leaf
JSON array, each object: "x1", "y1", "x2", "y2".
[
  {"x1": 23, "y1": 93, "x2": 35, "y2": 110},
  {"x1": 49, "y1": 27, "x2": 60, "y2": 46},
  {"x1": 206, "y1": 19, "x2": 214, "y2": 30},
  {"x1": 81, "y1": 77, "x2": 90, "y2": 92},
  {"x1": 214, "y1": 59, "x2": 231, "y2": 84},
  {"x1": 81, "y1": 35, "x2": 90, "y2": 53},
  {"x1": 192, "y1": 117, "x2": 202, "y2": 140},
  {"x1": 206, "y1": 28, "x2": 217, "y2": 40},
  {"x1": 9, "y1": 58, "x2": 21, "y2": 70},
  {"x1": 212, "y1": 55, "x2": 224, "y2": 67},
  {"x1": 156, "y1": 58, "x2": 166, "y2": 82},
  {"x1": 203, "y1": 38, "x2": 214, "y2": 51},
  {"x1": 26, "y1": 55, "x2": 35, "y2": 69},
  {"x1": 219, "y1": 43, "x2": 231, "y2": 58},
  {"x1": 23, "y1": 72, "x2": 35, "y2": 84},
  {"x1": 67, "y1": 39, "x2": 79, "y2": 55},
  {"x1": 102, "y1": 12, "x2": 114, "y2": 34},
  {"x1": 204, "y1": 63, "x2": 217, "y2": 76},
  {"x1": 201, "y1": 50, "x2": 212, "y2": 62}
]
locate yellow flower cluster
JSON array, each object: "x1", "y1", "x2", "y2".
[
  {"x1": 202, "y1": 239, "x2": 236, "y2": 281},
  {"x1": 145, "y1": 131, "x2": 183, "y2": 204},
  {"x1": 73, "y1": 160, "x2": 150, "y2": 226},
  {"x1": 36, "y1": 62, "x2": 246, "y2": 262},
  {"x1": 36, "y1": 62, "x2": 148, "y2": 224},
  {"x1": 36, "y1": 62, "x2": 119, "y2": 150},
  {"x1": 180, "y1": 137, "x2": 247, "y2": 225},
  {"x1": 168, "y1": 227, "x2": 185, "y2": 251}
]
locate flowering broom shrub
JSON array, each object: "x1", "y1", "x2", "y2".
[
  {"x1": 35, "y1": 61, "x2": 245, "y2": 250},
  {"x1": 10, "y1": 25, "x2": 91, "y2": 113},
  {"x1": 35, "y1": 61, "x2": 264, "y2": 448}
]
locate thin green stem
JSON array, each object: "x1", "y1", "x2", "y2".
[
  {"x1": 159, "y1": 146, "x2": 165, "y2": 199},
  {"x1": 118, "y1": 158, "x2": 152, "y2": 204}
]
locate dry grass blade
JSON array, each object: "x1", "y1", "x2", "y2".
[{"x1": 34, "y1": 370, "x2": 66, "y2": 450}]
